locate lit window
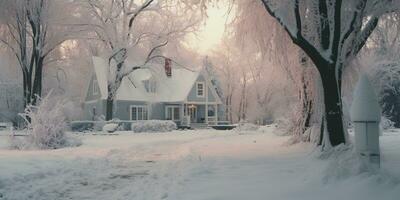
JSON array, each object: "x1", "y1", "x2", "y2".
[{"x1": 197, "y1": 82, "x2": 204, "y2": 97}]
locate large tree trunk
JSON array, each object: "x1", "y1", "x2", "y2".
[
  {"x1": 105, "y1": 58, "x2": 125, "y2": 121},
  {"x1": 106, "y1": 95, "x2": 113, "y2": 121},
  {"x1": 106, "y1": 82, "x2": 114, "y2": 121},
  {"x1": 319, "y1": 66, "x2": 346, "y2": 146},
  {"x1": 22, "y1": 71, "x2": 30, "y2": 108},
  {"x1": 31, "y1": 57, "x2": 44, "y2": 105}
]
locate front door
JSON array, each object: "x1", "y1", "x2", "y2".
[{"x1": 189, "y1": 106, "x2": 197, "y2": 123}]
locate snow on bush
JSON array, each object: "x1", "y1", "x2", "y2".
[
  {"x1": 233, "y1": 122, "x2": 259, "y2": 132},
  {"x1": 131, "y1": 120, "x2": 177, "y2": 133},
  {"x1": 103, "y1": 123, "x2": 119, "y2": 133},
  {"x1": 93, "y1": 116, "x2": 107, "y2": 131},
  {"x1": 10, "y1": 92, "x2": 81, "y2": 150},
  {"x1": 380, "y1": 116, "x2": 395, "y2": 130},
  {"x1": 273, "y1": 118, "x2": 292, "y2": 135}
]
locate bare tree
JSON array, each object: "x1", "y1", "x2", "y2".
[{"x1": 0, "y1": 0, "x2": 79, "y2": 107}]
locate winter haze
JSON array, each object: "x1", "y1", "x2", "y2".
[{"x1": 0, "y1": 0, "x2": 400, "y2": 200}]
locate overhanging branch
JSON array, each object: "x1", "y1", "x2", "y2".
[
  {"x1": 353, "y1": 16, "x2": 379, "y2": 55},
  {"x1": 260, "y1": 0, "x2": 329, "y2": 65}
]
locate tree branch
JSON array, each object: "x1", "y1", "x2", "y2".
[
  {"x1": 331, "y1": 0, "x2": 342, "y2": 58},
  {"x1": 127, "y1": 0, "x2": 154, "y2": 33},
  {"x1": 353, "y1": 16, "x2": 379, "y2": 55},
  {"x1": 121, "y1": 40, "x2": 168, "y2": 77},
  {"x1": 260, "y1": 0, "x2": 329, "y2": 64},
  {"x1": 319, "y1": 0, "x2": 331, "y2": 50},
  {"x1": 145, "y1": 40, "x2": 168, "y2": 62}
]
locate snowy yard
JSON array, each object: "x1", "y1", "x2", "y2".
[{"x1": 0, "y1": 127, "x2": 399, "y2": 200}]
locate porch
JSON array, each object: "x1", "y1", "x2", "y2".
[
  {"x1": 165, "y1": 103, "x2": 219, "y2": 127},
  {"x1": 183, "y1": 103, "x2": 218, "y2": 126}
]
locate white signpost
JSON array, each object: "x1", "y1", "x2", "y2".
[{"x1": 350, "y1": 74, "x2": 381, "y2": 168}]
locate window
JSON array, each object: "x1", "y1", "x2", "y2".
[
  {"x1": 130, "y1": 106, "x2": 148, "y2": 120},
  {"x1": 166, "y1": 106, "x2": 180, "y2": 121},
  {"x1": 143, "y1": 79, "x2": 156, "y2": 93},
  {"x1": 196, "y1": 82, "x2": 205, "y2": 97},
  {"x1": 93, "y1": 79, "x2": 99, "y2": 95}
]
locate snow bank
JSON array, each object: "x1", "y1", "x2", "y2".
[
  {"x1": 274, "y1": 118, "x2": 292, "y2": 135},
  {"x1": 233, "y1": 122, "x2": 259, "y2": 132},
  {"x1": 102, "y1": 123, "x2": 119, "y2": 133},
  {"x1": 317, "y1": 144, "x2": 397, "y2": 185},
  {"x1": 131, "y1": 120, "x2": 177, "y2": 133}
]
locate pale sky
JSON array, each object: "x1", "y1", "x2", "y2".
[{"x1": 185, "y1": 6, "x2": 231, "y2": 55}]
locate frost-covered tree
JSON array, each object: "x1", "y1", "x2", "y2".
[
  {"x1": 232, "y1": 0, "x2": 322, "y2": 141},
  {"x1": 210, "y1": 41, "x2": 238, "y2": 123},
  {"x1": 259, "y1": 0, "x2": 400, "y2": 147},
  {"x1": 210, "y1": 34, "x2": 290, "y2": 124},
  {"x1": 360, "y1": 13, "x2": 400, "y2": 127},
  {"x1": 80, "y1": 0, "x2": 200, "y2": 120},
  {"x1": 0, "y1": 0, "x2": 79, "y2": 107}
]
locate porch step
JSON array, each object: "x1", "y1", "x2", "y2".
[{"x1": 190, "y1": 123, "x2": 211, "y2": 129}]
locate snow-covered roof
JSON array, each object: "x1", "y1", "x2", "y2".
[
  {"x1": 91, "y1": 56, "x2": 200, "y2": 102},
  {"x1": 350, "y1": 74, "x2": 381, "y2": 122}
]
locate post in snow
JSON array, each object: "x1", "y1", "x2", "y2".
[{"x1": 350, "y1": 74, "x2": 381, "y2": 168}]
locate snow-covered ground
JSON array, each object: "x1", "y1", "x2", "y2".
[{"x1": 0, "y1": 127, "x2": 399, "y2": 200}]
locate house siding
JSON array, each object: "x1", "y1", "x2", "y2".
[
  {"x1": 84, "y1": 99, "x2": 105, "y2": 120},
  {"x1": 150, "y1": 103, "x2": 165, "y2": 120},
  {"x1": 84, "y1": 100, "x2": 170, "y2": 121},
  {"x1": 85, "y1": 74, "x2": 101, "y2": 101},
  {"x1": 113, "y1": 100, "x2": 147, "y2": 120},
  {"x1": 187, "y1": 74, "x2": 217, "y2": 103}
]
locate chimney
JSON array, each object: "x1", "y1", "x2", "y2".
[{"x1": 165, "y1": 58, "x2": 172, "y2": 77}]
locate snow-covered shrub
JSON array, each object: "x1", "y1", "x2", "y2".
[
  {"x1": 8, "y1": 134, "x2": 29, "y2": 150},
  {"x1": 63, "y1": 100, "x2": 83, "y2": 121},
  {"x1": 131, "y1": 120, "x2": 177, "y2": 133},
  {"x1": 380, "y1": 116, "x2": 395, "y2": 130},
  {"x1": 233, "y1": 122, "x2": 259, "y2": 132},
  {"x1": 103, "y1": 123, "x2": 119, "y2": 133},
  {"x1": 274, "y1": 118, "x2": 292, "y2": 135},
  {"x1": 93, "y1": 121, "x2": 107, "y2": 131},
  {"x1": 10, "y1": 92, "x2": 81, "y2": 150}
]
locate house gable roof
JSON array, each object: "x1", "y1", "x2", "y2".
[
  {"x1": 184, "y1": 67, "x2": 223, "y2": 104},
  {"x1": 89, "y1": 56, "x2": 203, "y2": 103}
]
